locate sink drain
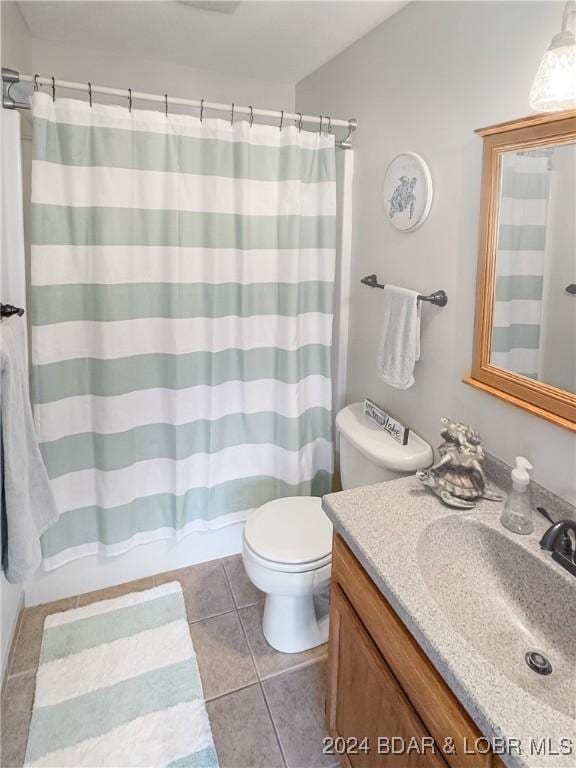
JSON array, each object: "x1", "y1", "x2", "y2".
[{"x1": 525, "y1": 651, "x2": 552, "y2": 675}]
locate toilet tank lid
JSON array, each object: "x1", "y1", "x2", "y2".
[
  {"x1": 336, "y1": 403, "x2": 433, "y2": 472},
  {"x1": 244, "y1": 496, "x2": 333, "y2": 566}
]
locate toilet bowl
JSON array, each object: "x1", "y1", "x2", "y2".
[
  {"x1": 242, "y1": 496, "x2": 332, "y2": 653},
  {"x1": 242, "y1": 402, "x2": 433, "y2": 653}
]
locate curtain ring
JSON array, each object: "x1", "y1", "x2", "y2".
[
  {"x1": 279, "y1": 110, "x2": 284, "y2": 132},
  {"x1": 296, "y1": 112, "x2": 303, "y2": 132},
  {"x1": 88, "y1": 82, "x2": 92, "y2": 108},
  {"x1": 51, "y1": 76, "x2": 56, "y2": 102},
  {"x1": 327, "y1": 116, "x2": 332, "y2": 134},
  {"x1": 249, "y1": 105, "x2": 254, "y2": 127},
  {"x1": 128, "y1": 88, "x2": 133, "y2": 113},
  {"x1": 200, "y1": 98, "x2": 204, "y2": 123},
  {"x1": 164, "y1": 94, "x2": 168, "y2": 118},
  {"x1": 33, "y1": 74, "x2": 39, "y2": 92},
  {"x1": 230, "y1": 103, "x2": 234, "y2": 125},
  {"x1": 319, "y1": 116, "x2": 323, "y2": 135}
]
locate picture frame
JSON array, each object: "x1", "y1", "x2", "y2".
[{"x1": 383, "y1": 152, "x2": 433, "y2": 232}]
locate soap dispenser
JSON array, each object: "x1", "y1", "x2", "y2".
[{"x1": 500, "y1": 457, "x2": 534, "y2": 535}]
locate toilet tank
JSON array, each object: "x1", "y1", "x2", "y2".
[{"x1": 336, "y1": 403, "x2": 433, "y2": 490}]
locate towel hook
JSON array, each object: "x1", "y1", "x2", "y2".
[{"x1": 0, "y1": 303, "x2": 25, "y2": 318}]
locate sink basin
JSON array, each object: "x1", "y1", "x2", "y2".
[{"x1": 417, "y1": 516, "x2": 576, "y2": 718}]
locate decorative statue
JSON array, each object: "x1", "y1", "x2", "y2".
[{"x1": 416, "y1": 418, "x2": 503, "y2": 509}]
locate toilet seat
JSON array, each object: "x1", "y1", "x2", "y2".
[
  {"x1": 243, "y1": 538, "x2": 332, "y2": 574},
  {"x1": 244, "y1": 496, "x2": 333, "y2": 571}
]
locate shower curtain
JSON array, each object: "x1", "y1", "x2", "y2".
[
  {"x1": 30, "y1": 91, "x2": 336, "y2": 569},
  {"x1": 492, "y1": 153, "x2": 550, "y2": 379}
]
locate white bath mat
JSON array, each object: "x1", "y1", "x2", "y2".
[{"x1": 24, "y1": 582, "x2": 219, "y2": 767}]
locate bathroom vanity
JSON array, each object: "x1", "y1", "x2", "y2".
[
  {"x1": 326, "y1": 534, "x2": 504, "y2": 767},
  {"x1": 322, "y1": 477, "x2": 575, "y2": 768}
]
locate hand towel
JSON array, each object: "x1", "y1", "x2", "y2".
[
  {"x1": 1, "y1": 318, "x2": 59, "y2": 583},
  {"x1": 376, "y1": 285, "x2": 421, "y2": 389}
]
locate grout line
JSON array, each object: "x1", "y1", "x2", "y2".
[
  {"x1": 235, "y1": 598, "x2": 327, "y2": 689},
  {"x1": 204, "y1": 676, "x2": 259, "y2": 703},
  {"x1": 260, "y1": 680, "x2": 289, "y2": 768},
  {"x1": 186, "y1": 589, "x2": 259, "y2": 705},
  {"x1": 258, "y1": 652, "x2": 328, "y2": 685},
  {"x1": 235, "y1": 604, "x2": 264, "y2": 683},
  {"x1": 187, "y1": 606, "x2": 237, "y2": 626},
  {"x1": 236, "y1": 597, "x2": 266, "y2": 610},
  {"x1": 220, "y1": 556, "x2": 266, "y2": 612},
  {"x1": 220, "y1": 557, "x2": 241, "y2": 611}
]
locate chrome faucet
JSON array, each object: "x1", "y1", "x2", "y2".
[{"x1": 540, "y1": 519, "x2": 576, "y2": 577}]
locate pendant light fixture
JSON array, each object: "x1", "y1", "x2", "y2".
[{"x1": 529, "y1": 0, "x2": 576, "y2": 112}]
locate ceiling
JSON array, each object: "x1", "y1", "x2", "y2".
[{"x1": 16, "y1": 0, "x2": 408, "y2": 84}]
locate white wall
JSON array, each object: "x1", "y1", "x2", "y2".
[
  {"x1": 296, "y1": 0, "x2": 576, "y2": 506},
  {"x1": 30, "y1": 38, "x2": 294, "y2": 113},
  {"x1": 0, "y1": 0, "x2": 30, "y2": 677},
  {"x1": 2, "y1": 9, "x2": 295, "y2": 606},
  {"x1": 1, "y1": 2, "x2": 30, "y2": 71}
]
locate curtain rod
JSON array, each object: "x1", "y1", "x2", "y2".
[{"x1": 2, "y1": 68, "x2": 357, "y2": 147}]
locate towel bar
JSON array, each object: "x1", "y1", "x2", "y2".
[{"x1": 360, "y1": 274, "x2": 448, "y2": 307}]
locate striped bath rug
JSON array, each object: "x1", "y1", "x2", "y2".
[{"x1": 24, "y1": 582, "x2": 219, "y2": 767}]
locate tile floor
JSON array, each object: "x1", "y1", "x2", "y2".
[{"x1": 1, "y1": 555, "x2": 336, "y2": 768}]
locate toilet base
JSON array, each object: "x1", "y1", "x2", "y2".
[{"x1": 262, "y1": 593, "x2": 329, "y2": 653}]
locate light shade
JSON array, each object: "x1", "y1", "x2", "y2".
[
  {"x1": 530, "y1": 2, "x2": 576, "y2": 112},
  {"x1": 529, "y1": 30, "x2": 576, "y2": 112}
]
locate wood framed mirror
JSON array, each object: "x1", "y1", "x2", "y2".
[{"x1": 466, "y1": 110, "x2": 576, "y2": 431}]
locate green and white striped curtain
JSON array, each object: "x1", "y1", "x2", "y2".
[
  {"x1": 492, "y1": 153, "x2": 550, "y2": 379},
  {"x1": 31, "y1": 92, "x2": 335, "y2": 570}
]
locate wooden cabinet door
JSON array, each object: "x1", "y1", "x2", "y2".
[{"x1": 326, "y1": 584, "x2": 449, "y2": 768}]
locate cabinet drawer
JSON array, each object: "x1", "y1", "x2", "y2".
[{"x1": 331, "y1": 535, "x2": 502, "y2": 768}]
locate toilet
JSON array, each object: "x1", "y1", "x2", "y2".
[{"x1": 242, "y1": 402, "x2": 433, "y2": 653}]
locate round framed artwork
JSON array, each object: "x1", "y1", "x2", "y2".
[{"x1": 383, "y1": 152, "x2": 433, "y2": 232}]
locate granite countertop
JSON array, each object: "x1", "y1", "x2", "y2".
[{"x1": 322, "y1": 476, "x2": 576, "y2": 768}]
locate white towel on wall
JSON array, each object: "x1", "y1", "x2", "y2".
[
  {"x1": 376, "y1": 285, "x2": 421, "y2": 389},
  {"x1": 1, "y1": 319, "x2": 60, "y2": 583}
]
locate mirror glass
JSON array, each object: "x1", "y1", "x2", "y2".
[{"x1": 490, "y1": 141, "x2": 576, "y2": 394}]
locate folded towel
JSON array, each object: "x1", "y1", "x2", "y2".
[
  {"x1": 376, "y1": 285, "x2": 421, "y2": 389},
  {"x1": 1, "y1": 318, "x2": 59, "y2": 583}
]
